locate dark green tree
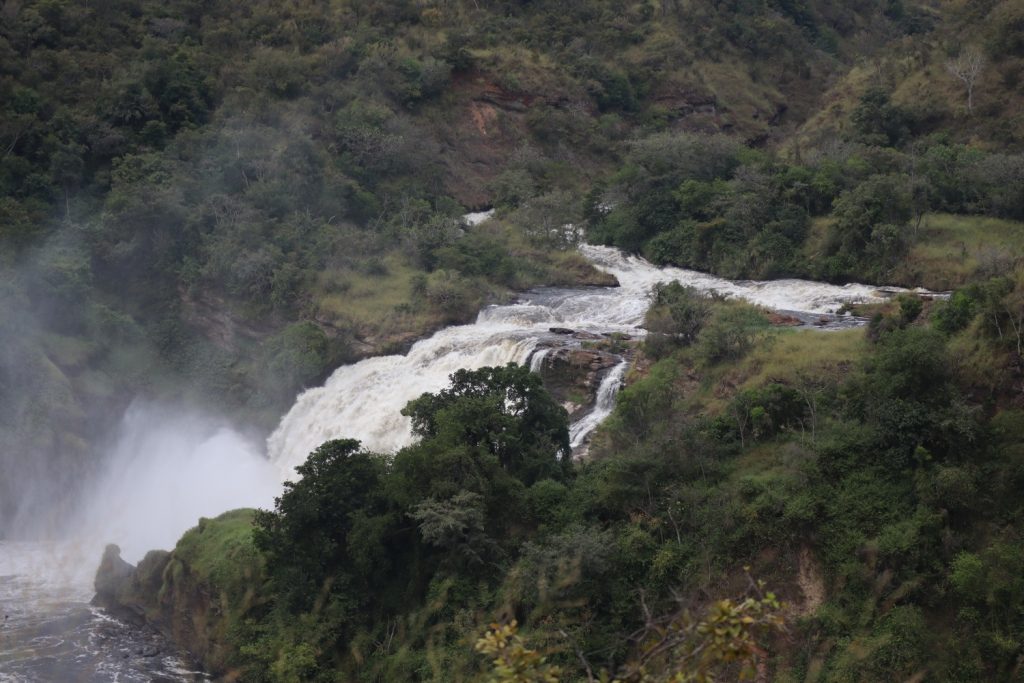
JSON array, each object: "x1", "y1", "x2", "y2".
[
  {"x1": 402, "y1": 363, "x2": 572, "y2": 485},
  {"x1": 254, "y1": 439, "x2": 390, "y2": 612}
]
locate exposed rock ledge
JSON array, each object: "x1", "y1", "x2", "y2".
[
  {"x1": 533, "y1": 339, "x2": 636, "y2": 422},
  {"x1": 93, "y1": 511, "x2": 260, "y2": 680}
]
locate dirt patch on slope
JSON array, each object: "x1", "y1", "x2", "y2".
[{"x1": 797, "y1": 545, "x2": 826, "y2": 615}]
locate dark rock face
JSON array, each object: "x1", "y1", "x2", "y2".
[
  {"x1": 94, "y1": 544, "x2": 134, "y2": 601},
  {"x1": 93, "y1": 545, "x2": 172, "y2": 627},
  {"x1": 89, "y1": 514, "x2": 258, "y2": 679},
  {"x1": 533, "y1": 344, "x2": 631, "y2": 421}
]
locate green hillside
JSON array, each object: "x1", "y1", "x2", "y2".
[{"x1": 5, "y1": 0, "x2": 1024, "y2": 680}]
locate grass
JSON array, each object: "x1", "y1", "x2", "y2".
[
  {"x1": 157, "y1": 508, "x2": 265, "y2": 674},
  {"x1": 736, "y1": 327, "x2": 864, "y2": 387},
  {"x1": 315, "y1": 252, "x2": 419, "y2": 324},
  {"x1": 947, "y1": 316, "x2": 1016, "y2": 398},
  {"x1": 805, "y1": 213, "x2": 1024, "y2": 291},
  {"x1": 313, "y1": 251, "x2": 436, "y2": 344},
  {"x1": 173, "y1": 508, "x2": 264, "y2": 604},
  {"x1": 690, "y1": 327, "x2": 865, "y2": 416},
  {"x1": 312, "y1": 225, "x2": 615, "y2": 349},
  {"x1": 893, "y1": 213, "x2": 1024, "y2": 291}
]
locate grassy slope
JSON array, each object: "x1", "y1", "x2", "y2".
[
  {"x1": 159, "y1": 509, "x2": 265, "y2": 675},
  {"x1": 806, "y1": 212, "x2": 1024, "y2": 290},
  {"x1": 894, "y1": 213, "x2": 1024, "y2": 290},
  {"x1": 787, "y1": 2, "x2": 1024, "y2": 151}
]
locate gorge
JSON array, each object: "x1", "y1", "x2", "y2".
[{"x1": 0, "y1": 238, "x2": 931, "y2": 681}]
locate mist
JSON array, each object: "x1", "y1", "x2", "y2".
[
  {"x1": 68, "y1": 402, "x2": 282, "y2": 564},
  {"x1": 0, "y1": 215, "x2": 284, "y2": 560}
]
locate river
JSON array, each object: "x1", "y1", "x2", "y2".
[{"x1": 0, "y1": 241, "x2": 929, "y2": 681}]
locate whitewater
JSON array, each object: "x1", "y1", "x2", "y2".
[
  {"x1": 267, "y1": 243, "x2": 918, "y2": 476},
  {"x1": 0, "y1": 240, "x2": 930, "y2": 681}
]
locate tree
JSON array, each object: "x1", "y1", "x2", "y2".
[
  {"x1": 644, "y1": 282, "x2": 712, "y2": 359},
  {"x1": 946, "y1": 48, "x2": 985, "y2": 114},
  {"x1": 253, "y1": 439, "x2": 389, "y2": 611},
  {"x1": 477, "y1": 577, "x2": 785, "y2": 683},
  {"x1": 409, "y1": 490, "x2": 497, "y2": 569},
  {"x1": 850, "y1": 87, "x2": 910, "y2": 146},
  {"x1": 826, "y1": 174, "x2": 912, "y2": 276},
  {"x1": 402, "y1": 363, "x2": 571, "y2": 485},
  {"x1": 695, "y1": 305, "x2": 773, "y2": 364}
]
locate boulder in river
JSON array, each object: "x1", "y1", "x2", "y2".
[{"x1": 93, "y1": 545, "x2": 134, "y2": 605}]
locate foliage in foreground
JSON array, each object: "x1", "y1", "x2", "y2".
[{"x1": 477, "y1": 580, "x2": 785, "y2": 683}]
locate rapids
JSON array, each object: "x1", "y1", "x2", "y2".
[
  {"x1": 0, "y1": 240, "x2": 937, "y2": 681},
  {"x1": 267, "y1": 243, "x2": 924, "y2": 477}
]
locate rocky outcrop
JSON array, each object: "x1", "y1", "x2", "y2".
[
  {"x1": 533, "y1": 339, "x2": 635, "y2": 421},
  {"x1": 93, "y1": 544, "x2": 173, "y2": 626},
  {"x1": 93, "y1": 510, "x2": 262, "y2": 680}
]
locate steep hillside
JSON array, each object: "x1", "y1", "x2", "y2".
[
  {"x1": 789, "y1": 0, "x2": 1024, "y2": 151},
  {"x1": 4, "y1": 1, "x2": 1024, "y2": 679}
]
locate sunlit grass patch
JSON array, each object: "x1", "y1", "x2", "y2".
[
  {"x1": 693, "y1": 327, "x2": 865, "y2": 416},
  {"x1": 313, "y1": 253, "x2": 426, "y2": 332},
  {"x1": 741, "y1": 327, "x2": 864, "y2": 385},
  {"x1": 896, "y1": 213, "x2": 1024, "y2": 290},
  {"x1": 173, "y1": 508, "x2": 263, "y2": 603}
]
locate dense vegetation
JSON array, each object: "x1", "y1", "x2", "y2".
[
  {"x1": 587, "y1": 127, "x2": 1023, "y2": 284},
  {"x1": 5, "y1": 0, "x2": 1024, "y2": 680},
  {"x1": 159, "y1": 276, "x2": 1024, "y2": 680}
]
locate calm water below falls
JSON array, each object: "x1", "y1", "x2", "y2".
[{"x1": 1, "y1": 242, "x2": 933, "y2": 681}]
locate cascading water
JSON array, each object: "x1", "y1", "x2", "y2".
[
  {"x1": 569, "y1": 359, "x2": 629, "y2": 450},
  {"x1": 268, "y1": 243, "x2": 927, "y2": 476},
  {"x1": 0, "y1": 240, "x2": 939, "y2": 681},
  {"x1": 529, "y1": 348, "x2": 551, "y2": 373}
]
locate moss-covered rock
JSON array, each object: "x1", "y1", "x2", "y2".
[{"x1": 93, "y1": 509, "x2": 265, "y2": 677}]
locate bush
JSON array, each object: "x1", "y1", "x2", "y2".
[
  {"x1": 644, "y1": 282, "x2": 712, "y2": 358},
  {"x1": 258, "y1": 321, "x2": 329, "y2": 402},
  {"x1": 696, "y1": 304, "x2": 773, "y2": 364},
  {"x1": 932, "y1": 290, "x2": 976, "y2": 333},
  {"x1": 422, "y1": 270, "x2": 480, "y2": 322}
]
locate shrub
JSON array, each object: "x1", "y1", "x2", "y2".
[
  {"x1": 696, "y1": 304, "x2": 773, "y2": 364},
  {"x1": 644, "y1": 282, "x2": 712, "y2": 358}
]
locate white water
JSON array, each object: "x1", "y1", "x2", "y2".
[
  {"x1": 73, "y1": 403, "x2": 281, "y2": 564},
  {"x1": 529, "y1": 348, "x2": 551, "y2": 373},
  {"x1": 0, "y1": 540, "x2": 210, "y2": 682},
  {"x1": 0, "y1": 405, "x2": 280, "y2": 682},
  {"x1": 463, "y1": 209, "x2": 495, "y2": 226},
  {"x1": 569, "y1": 360, "x2": 629, "y2": 449},
  {"x1": 0, "y1": 241, "x2": 936, "y2": 681},
  {"x1": 268, "y1": 244, "x2": 915, "y2": 476},
  {"x1": 578, "y1": 245, "x2": 920, "y2": 315}
]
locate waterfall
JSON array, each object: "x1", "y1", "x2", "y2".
[
  {"x1": 576, "y1": 245, "x2": 929, "y2": 314},
  {"x1": 267, "y1": 333, "x2": 540, "y2": 479},
  {"x1": 569, "y1": 360, "x2": 629, "y2": 449},
  {"x1": 529, "y1": 348, "x2": 551, "y2": 373},
  {"x1": 268, "y1": 243, "x2": 937, "y2": 477},
  {"x1": 1, "y1": 239, "x2": 944, "y2": 682}
]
